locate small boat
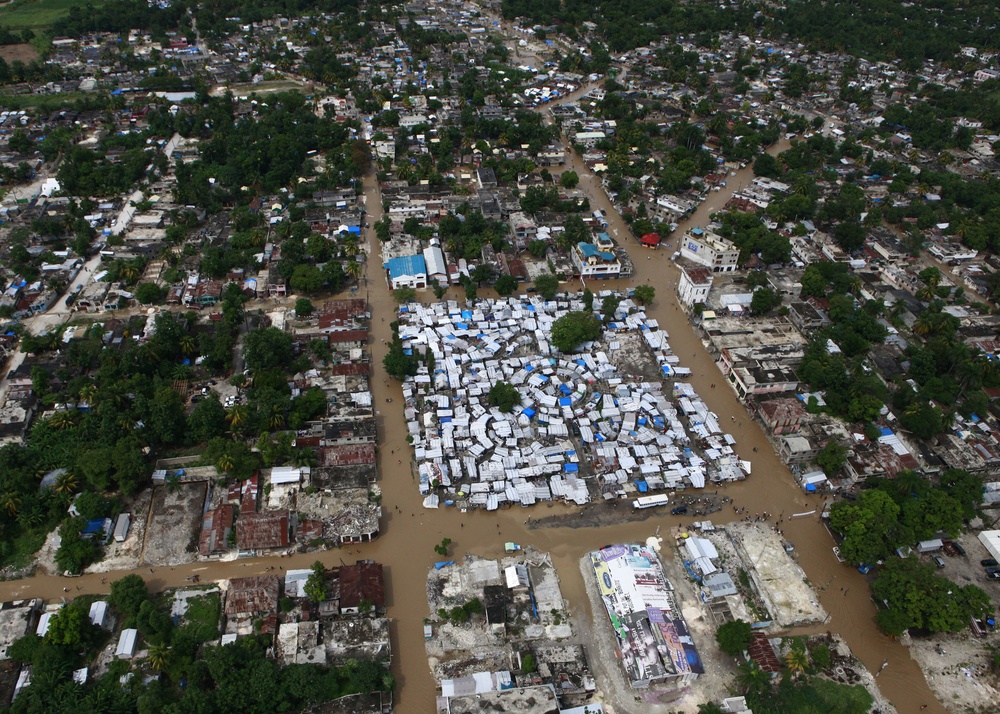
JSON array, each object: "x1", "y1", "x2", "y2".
[
  {"x1": 505, "y1": 542, "x2": 522, "y2": 553},
  {"x1": 434, "y1": 561, "x2": 454, "y2": 570}
]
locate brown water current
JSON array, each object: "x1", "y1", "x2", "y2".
[{"x1": 0, "y1": 139, "x2": 946, "y2": 713}]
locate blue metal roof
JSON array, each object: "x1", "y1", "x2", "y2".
[{"x1": 385, "y1": 254, "x2": 426, "y2": 279}]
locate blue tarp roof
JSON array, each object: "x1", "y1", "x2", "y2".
[
  {"x1": 82, "y1": 518, "x2": 106, "y2": 535},
  {"x1": 522, "y1": 407, "x2": 535, "y2": 418},
  {"x1": 564, "y1": 463, "x2": 579, "y2": 473},
  {"x1": 879, "y1": 427, "x2": 893, "y2": 436},
  {"x1": 559, "y1": 384, "x2": 572, "y2": 395},
  {"x1": 635, "y1": 480, "x2": 648, "y2": 492},
  {"x1": 559, "y1": 397, "x2": 572, "y2": 406}
]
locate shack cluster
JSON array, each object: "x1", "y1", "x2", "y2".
[{"x1": 397, "y1": 294, "x2": 747, "y2": 510}]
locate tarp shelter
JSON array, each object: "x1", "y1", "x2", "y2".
[{"x1": 116, "y1": 628, "x2": 138, "y2": 659}]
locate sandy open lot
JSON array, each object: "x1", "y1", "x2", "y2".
[{"x1": 141, "y1": 482, "x2": 207, "y2": 566}]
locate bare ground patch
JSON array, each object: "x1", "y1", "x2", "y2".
[
  {"x1": 141, "y1": 482, "x2": 207, "y2": 567},
  {"x1": 0, "y1": 44, "x2": 38, "y2": 63}
]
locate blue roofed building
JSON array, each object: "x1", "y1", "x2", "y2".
[
  {"x1": 384, "y1": 254, "x2": 427, "y2": 289},
  {"x1": 572, "y1": 241, "x2": 621, "y2": 279}
]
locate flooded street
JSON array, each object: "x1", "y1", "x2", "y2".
[{"x1": 0, "y1": 149, "x2": 944, "y2": 713}]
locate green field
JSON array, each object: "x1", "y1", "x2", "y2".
[{"x1": 0, "y1": 0, "x2": 95, "y2": 29}]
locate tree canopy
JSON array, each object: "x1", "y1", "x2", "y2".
[
  {"x1": 550, "y1": 311, "x2": 603, "y2": 353},
  {"x1": 487, "y1": 382, "x2": 521, "y2": 413}
]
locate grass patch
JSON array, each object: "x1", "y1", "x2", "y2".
[
  {"x1": 0, "y1": 0, "x2": 102, "y2": 29},
  {"x1": 0, "y1": 526, "x2": 50, "y2": 572},
  {"x1": 179, "y1": 592, "x2": 220, "y2": 642},
  {"x1": 761, "y1": 675, "x2": 873, "y2": 714},
  {"x1": 0, "y1": 91, "x2": 96, "y2": 112}
]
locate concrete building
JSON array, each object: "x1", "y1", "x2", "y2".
[
  {"x1": 679, "y1": 227, "x2": 740, "y2": 273},
  {"x1": 730, "y1": 363, "x2": 799, "y2": 400},
  {"x1": 384, "y1": 254, "x2": 427, "y2": 289},
  {"x1": 572, "y1": 241, "x2": 621, "y2": 279},
  {"x1": 677, "y1": 264, "x2": 713, "y2": 307},
  {"x1": 589, "y1": 544, "x2": 702, "y2": 688}
]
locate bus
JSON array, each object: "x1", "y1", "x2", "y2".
[{"x1": 632, "y1": 494, "x2": 669, "y2": 510}]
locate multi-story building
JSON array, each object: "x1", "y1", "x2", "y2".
[
  {"x1": 679, "y1": 227, "x2": 740, "y2": 273},
  {"x1": 677, "y1": 264, "x2": 713, "y2": 307}
]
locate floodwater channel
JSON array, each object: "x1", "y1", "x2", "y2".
[{"x1": 0, "y1": 132, "x2": 945, "y2": 714}]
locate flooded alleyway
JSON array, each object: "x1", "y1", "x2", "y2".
[{"x1": 0, "y1": 149, "x2": 945, "y2": 714}]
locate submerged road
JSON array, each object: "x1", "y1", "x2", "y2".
[{"x1": 0, "y1": 67, "x2": 947, "y2": 714}]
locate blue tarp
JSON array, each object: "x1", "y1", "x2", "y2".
[
  {"x1": 879, "y1": 427, "x2": 893, "y2": 436},
  {"x1": 461, "y1": 310, "x2": 473, "y2": 319},
  {"x1": 522, "y1": 408, "x2": 535, "y2": 419},
  {"x1": 82, "y1": 519, "x2": 106, "y2": 535},
  {"x1": 635, "y1": 480, "x2": 648, "y2": 492},
  {"x1": 559, "y1": 384, "x2": 572, "y2": 395},
  {"x1": 559, "y1": 397, "x2": 572, "y2": 407},
  {"x1": 564, "y1": 463, "x2": 579, "y2": 473}
]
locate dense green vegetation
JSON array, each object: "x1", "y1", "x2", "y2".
[
  {"x1": 502, "y1": 0, "x2": 1000, "y2": 66},
  {"x1": 828, "y1": 469, "x2": 983, "y2": 567},
  {"x1": 872, "y1": 558, "x2": 991, "y2": 636},
  {"x1": 551, "y1": 310, "x2": 602, "y2": 352}
]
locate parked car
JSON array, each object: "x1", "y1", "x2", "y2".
[
  {"x1": 670, "y1": 505, "x2": 688, "y2": 515},
  {"x1": 982, "y1": 559, "x2": 998, "y2": 568},
  {"x1": 987, "y1": 572, "x2": 1000, "y2": 580},
  {"x1": 943, "y1": 541, "x2": 962, "y2": 556},
  {"x1": 933, "y1": 555, "x2": 946, "y2": 569}
]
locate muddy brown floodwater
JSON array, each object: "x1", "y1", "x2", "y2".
[{"x1": 0, "y1": 147, "x2": 943, "y2": 714}]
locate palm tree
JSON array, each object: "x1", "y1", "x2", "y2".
[
  {"x1": 0, "y1": 491, "x2": 21, "y2": 517},
  {"x1": 121, "y1": 263, "x2": 139, "y2": 283},
  {"x1": 342, "y1": 239, "x2": 360, "y2": 258},
  {"x1": 54, "y1": 470, "x2": 78, "y2": 496},
  {"x1": 736, "y1": 661, "x2": 771, "y2": 699},
  {"x1": 226, "y1": 405, "x2": 248, "y2": 429},
  {"x1": 216, "y1": 454, "x2": 235, "y2": 474},
  {"x1": 292, "y1": 448, "x2": 318, "y2": 468},
  {"x1": 916, "y1": 284, "x2": 936, "y2": 302},
  {"x1": 78, "y1": 384, "x2": 97, "y2": 405},
  {"x1": 345, "y1": 260, "x2": 362, "y2": 282},
  {"x1": 48, "y1": 411, "x2": 76, "y2": 430},
  {"x1": 179, "y1": 335, "x2": 196, "y2": 356},
  {"x1": 147, "y1": 642, "x2": 171, "y2": 673},
  {"x1": 268, "y1": 411, "x2": 286, "y2": 430},
  {"x1": 785, "y1": 647, "x2": 809, "y2": 677},
  {"x1": 172, "y1": 364, "x2": 194, "y2": 382}
]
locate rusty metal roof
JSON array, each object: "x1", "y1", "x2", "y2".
[
  {"x1": 236, "y1": 510, "x2": 290, "y2": 550},
  {"x1": 199, "y1": 504, "x2": 234, "y2": 556},
  {"x1": 321, "y1": 444, "x2": 376, "y2": 467},
  {"x1": 338, "y1": 560, "x2": 384, "y2": 609},
  {"x1": 225, "y1": 575, "x2": 280, "y2": 615}
]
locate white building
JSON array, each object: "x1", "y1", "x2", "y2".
[
  {"x1": 572, "y1": 238, "x2": 621, "y2": 279},
  {"x1": 677, "y1": 264, "x2": 714, "y2": 307},
  {"x1": 679, "y1": 227, "x2": 740, "y2": 273},
  {"x1": 423, "y1": 241, "x2": 448, "y2": 284}
]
